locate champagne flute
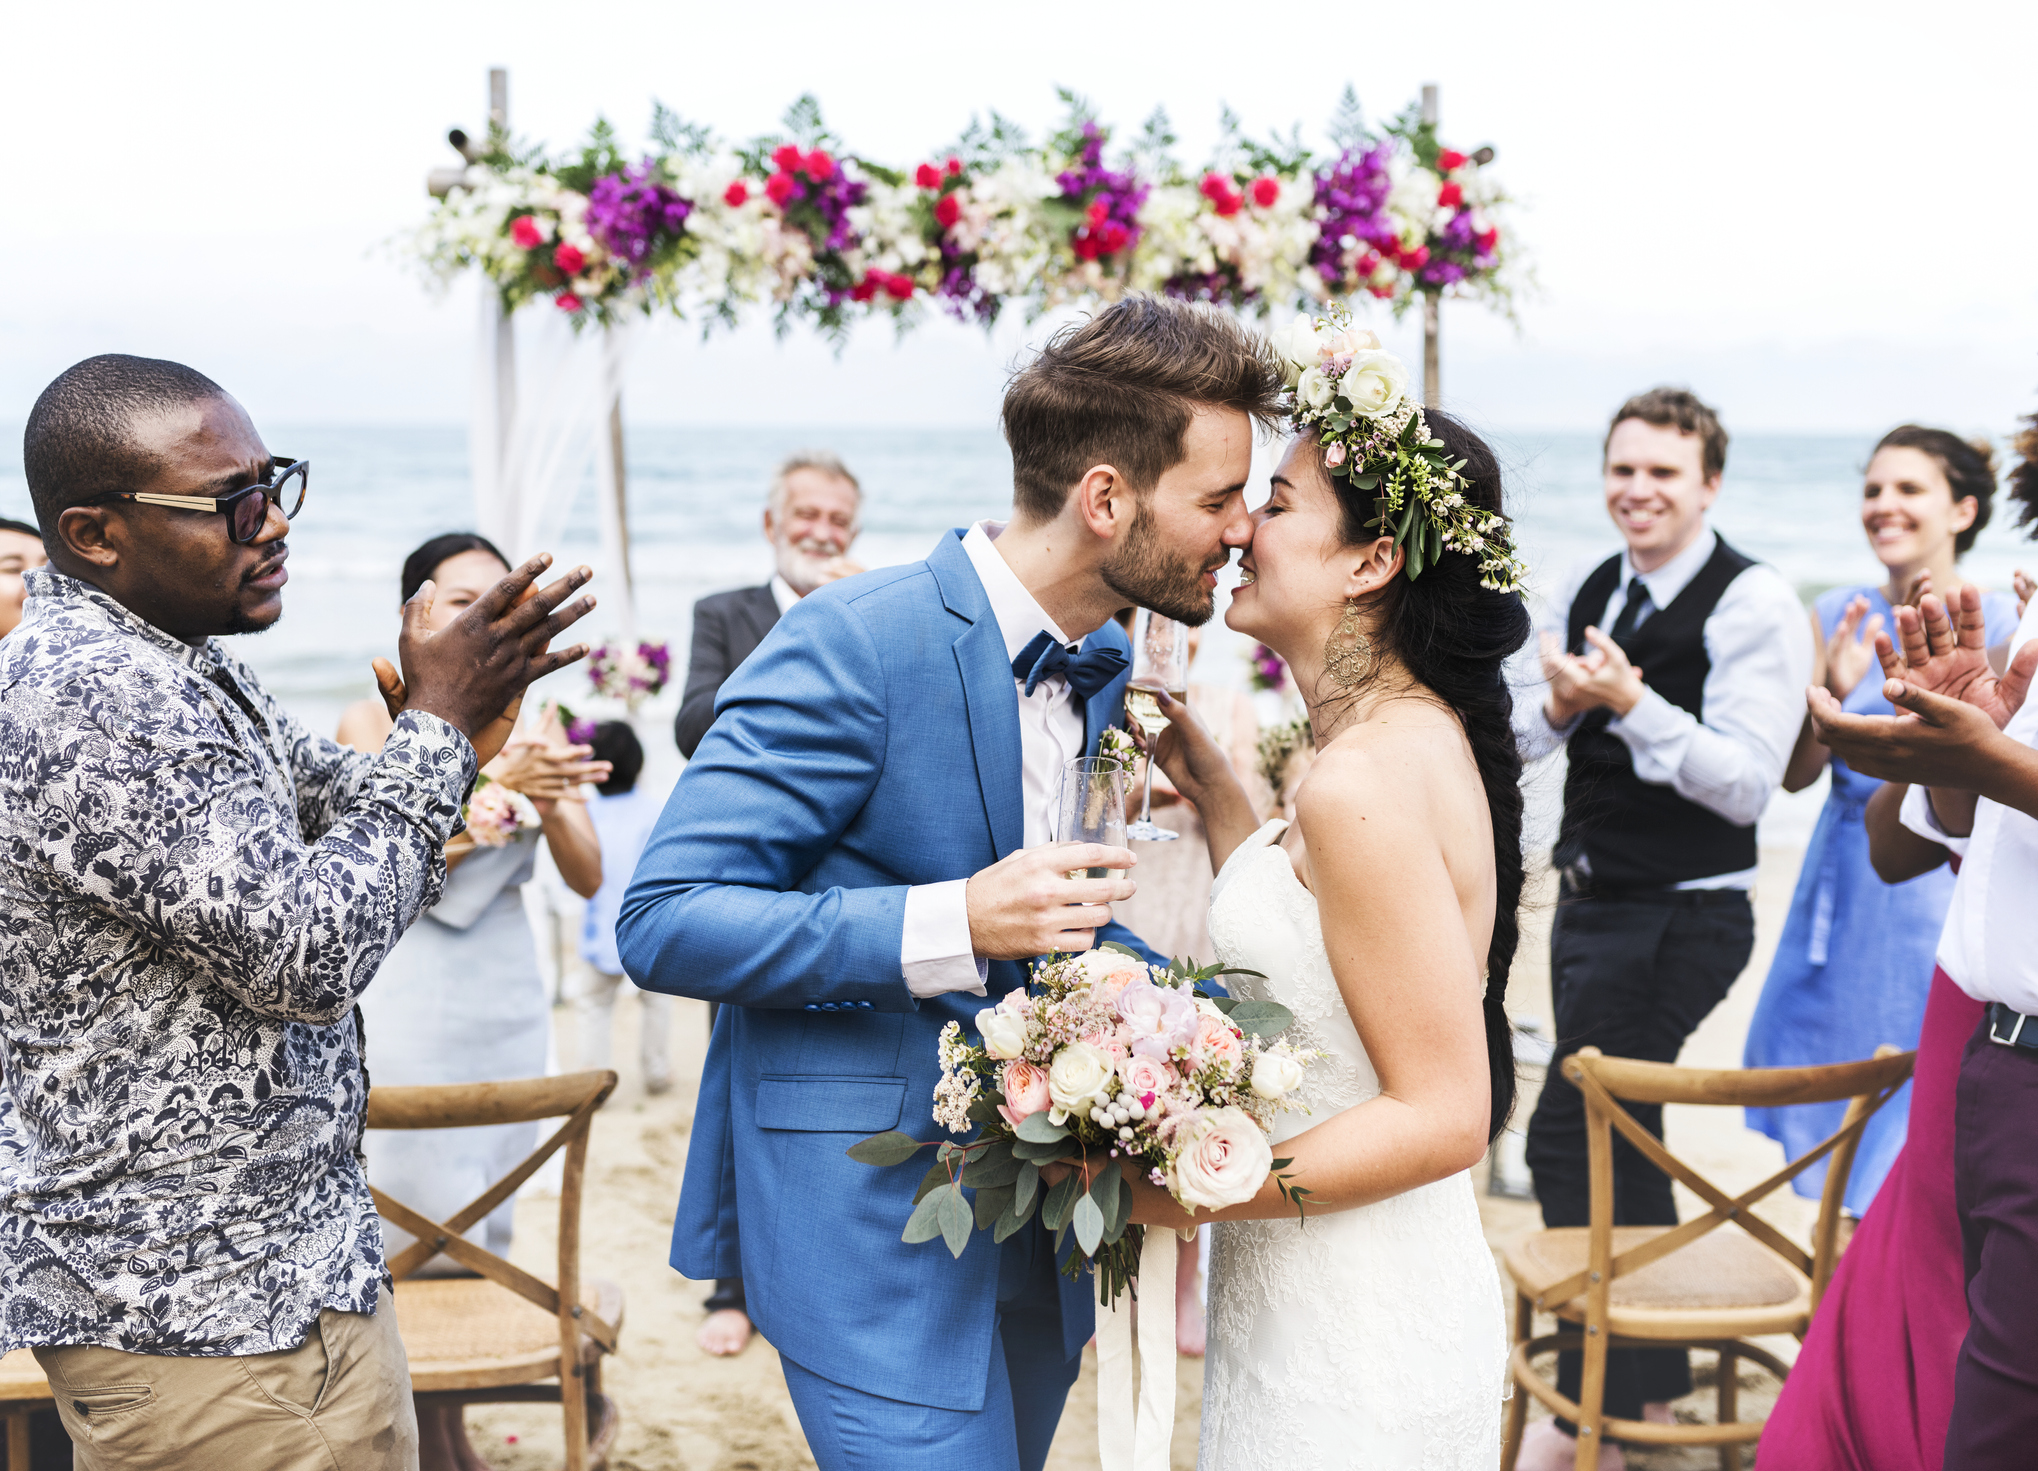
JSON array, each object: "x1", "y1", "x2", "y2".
[
  {"x1": 1056, "y1": 756, "x2": 1129, "y2": 876},
  {"x1": 1124, "y1": 610, "x2": 1190, "y2": 842}
]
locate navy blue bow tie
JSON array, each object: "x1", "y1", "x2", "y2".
[{"x1": 1012, "y1": 629, "x2": 1128, "y2": 699}]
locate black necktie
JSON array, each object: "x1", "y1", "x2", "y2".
[
  {"x1": 1610, "y1": 578, "x2": 1653, "y2": 640},
  {"x1": 1011, "y1": 630, "x2": 1129, "y2": 698}
]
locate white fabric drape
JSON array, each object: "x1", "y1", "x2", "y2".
[{"x1": 470, "y1": 305, "x2": 638, "y2": 626}]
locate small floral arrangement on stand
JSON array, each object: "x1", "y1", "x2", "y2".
[
  {"x1": 462, "y1": 773, "x2": 541, "y2": 848},
  {"x1": 850, "y1": 947, "x2": 1313, "y2": 1301},
  {"x1": 587, "y1": 639, "x2": 672, "y2": 709},
  {"x1": 1246, "y1": 643, "x2": 1289, "y2": 694}
]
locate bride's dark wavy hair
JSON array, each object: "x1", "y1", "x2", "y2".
[{"x1": 1316, "y1": 410, "x2": 1532, "y2": 1143}]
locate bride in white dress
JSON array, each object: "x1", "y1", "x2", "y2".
[{"x1": 1127, "y1": 406, "x2": 1531, "y2": 1469}]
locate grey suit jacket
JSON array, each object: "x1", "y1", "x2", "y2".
[{"x1": 674, "y1": 584, "x2": 781, "y2": 757}]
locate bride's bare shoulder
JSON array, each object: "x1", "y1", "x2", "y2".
[{"x1": 1291, "y1": 706, "x2": 1481, "y2": 848}]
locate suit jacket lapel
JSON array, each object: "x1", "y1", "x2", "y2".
[
  {"x1": 743, "y1": 584, "x2": 781, "y2": 644},
  {"x1": 930, "y1": 532, "x2": 1024, "y2": 860},
  {"x1": 1079, "y1": 623, "x2": 1133, "y2": 758}
]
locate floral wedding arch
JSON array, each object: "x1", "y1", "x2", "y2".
[{"x1": 406, "y1": 83, "x2": 1522, "y2": 647}]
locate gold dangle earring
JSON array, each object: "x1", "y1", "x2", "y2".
[{"x1": 1323, "y1": 599, "x2": 1375, "y2": 687}]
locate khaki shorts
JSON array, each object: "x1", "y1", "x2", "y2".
[{"x1": 34, "y1": 1283, "x2": 419, "y2": 1471}]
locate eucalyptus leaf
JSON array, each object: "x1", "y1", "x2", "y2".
[
  {"x1": 901, "y1": 1188, "x2": 946, "y2": 1244},
  {"x1": 912, "y1": 1157, "x2": 950, "y2": 1204},
  {"x1": 1015, "y1": 1113, "x2": 1070, "y2": 1144},
  {"x1": 1073, "y1": 1193, "x2": 1105, "y2": 1256},
  {"x1": 1099, "y1": 940, "x2": 1142, "y2": 958},
  {"x1": 1095, "y1": 1166, "x2": 1130, "y2": 1239},
  {"x1": 965, "y1": 1097, "x2": 1006, "y2": 1125},
  {"x1": 1205, "y1": 994, "x2": 1239, "y2": 1015},
  {"x1": 974, "y1": 1182, "x2": 1015, "y2": 1231},
  {"x1": 1042, "y1": 1172, "x2": 1081, "y2": 1232},
  {"x1": 1012, "y1": 1137, "x2": 1074, "y2": 1163},
  {"x1": 1226, "y1": 999, "x2": 1295, "y2": 1037},
  {"x1": 961, "y1": 1148, "x2": 1021, "y2": 1188},
  {"x1": 1014, "y1": 1160, "x2": 1040, "y2": 1217},
  {"x1": 847, "y1": 1130, "x2": 925, "y2": 1167},
  {"x1": 937, "y1": 1188, "x2": 974, "y2": 1258},
  {"x1": 993, "y1": 1201, "x2": 1032, "y2": 1243}
]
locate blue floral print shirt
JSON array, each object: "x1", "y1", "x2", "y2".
[{"x1": 0, "y1": 568, "x2": 475, "y2": 1356}]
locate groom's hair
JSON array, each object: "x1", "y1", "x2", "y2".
[{"x1": 1001, "y1": 296, "x2": 1285, "y2": 523}]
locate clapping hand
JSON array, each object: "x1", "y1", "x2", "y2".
[
  {"x1": 1806, "y1": 585, "x2": 2038, "y2": 790},
  {"x1": 487, "y1": 706, "x2": 611, "y2": 815},
  {"x1": 374, "y1": 555, "x2": 598, "y2": 767},
  {"x1": 1876, "y1": 585, "x2": 2037, "y2": 730},
  {"x1": 1822, "y1": 595, "x2": 1885, "y2": 702},
  {"x1": 1540, "y1": 628, "x2": 1646, "y2": 723}
]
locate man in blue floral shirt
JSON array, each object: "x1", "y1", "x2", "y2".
[{"x1": 0, "y1": 355, "x2": 597, "y2": 1470}]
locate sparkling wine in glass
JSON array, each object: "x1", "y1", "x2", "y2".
[
  {"x1": 1125, "y1": 610, "x2": 1190, "y2": 842},
  {"x1": 1056, "y1": 756, "x2": 1129, "y2": 877}
]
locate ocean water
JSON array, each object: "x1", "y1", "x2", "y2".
[{"x1": 4, "y1": 424, "x2": 2032, "y2": 849}]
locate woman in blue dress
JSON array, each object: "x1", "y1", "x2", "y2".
[{"x1": 1745, "y1": 426, "x2": 2013, "y2": 1216}]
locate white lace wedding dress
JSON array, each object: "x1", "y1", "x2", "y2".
[{"x1": 1200, "y1": 819, "x2": 1506, "y2": 1470}]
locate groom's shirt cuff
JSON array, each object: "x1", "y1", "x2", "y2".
[{"x1": 901, "y1": 880, "x2": 989, "y2": 998}]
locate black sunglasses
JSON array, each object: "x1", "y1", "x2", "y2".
[{"x1": 98, "y1": 457, "x2": 310, "y2": 545}]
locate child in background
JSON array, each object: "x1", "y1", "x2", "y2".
[{"x1": 571, "y1": 722, "x2": 674, "y2": 1093}]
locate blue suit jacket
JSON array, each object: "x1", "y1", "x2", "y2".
[{"x1": 617, "y1": 529, "x2": 1157, "y2": 1411}]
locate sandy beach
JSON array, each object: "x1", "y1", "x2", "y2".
[{"x1": 455, "y1": 838, "x2": 1818, "y2": 1471}]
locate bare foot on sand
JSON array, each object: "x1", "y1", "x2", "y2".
[{"x1": 697, "y1": 1308, "x2": 754, "y2": 1356}]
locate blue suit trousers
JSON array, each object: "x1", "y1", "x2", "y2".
[{"x1": 780, "y1": 1218, "x2": 1081, "y2": 1471}]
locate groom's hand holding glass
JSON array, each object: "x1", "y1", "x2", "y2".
[{"x1": 965, "y1": 843, "x2": 1137, "y2": 958}]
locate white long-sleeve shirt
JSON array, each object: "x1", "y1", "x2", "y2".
[
  {"x1": 1900, "y1": 599, "x2": 2038, "y2": 1014},
  {"x1": 1513, "y1": 527, "x2": 1812, "y2": 888},
  {"x1": 897, "y1": 520, "x2": 1088, "y2": 998}
]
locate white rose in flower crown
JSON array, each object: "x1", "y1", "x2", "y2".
[
  {"x1": 976, "y1": 1005, "x2": 1028, "y2": 1061},
  {"x1": 1169, "y1": 1105, "x2": 1274, "y2": 1211},
  {"x1": 1250, "y1": 1050, "x2": 1307, "y2": 1100},
  {"x1": 1339, "y1": 350, "x2": 1410, "y2": 419},
  {"x1": 1296, "y1": 366, "x2": 1337, "y2": 412},
  {"x1": 1269, "y1": 314, "x2": 1325, "y2": 385},
  {"x1": 1047, "y1": 1040, "x2": 1117, "y2": 1122}
]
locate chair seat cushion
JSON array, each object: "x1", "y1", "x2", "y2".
[
  {"x1": 394, "y1": 1276, "x2": 625, "y2": 1392},
  {"x1": 1505, "y1": 1226, "x2": 1811, "y2": 1338},
  {"x1": 0, "y1": 1348, "x2": 51, "y2": 1407}
]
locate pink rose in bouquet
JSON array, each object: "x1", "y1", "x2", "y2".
[
  {"x1": 1169, "y1": 1105, "x2": 1274, "y2": 1211},
  {"x1": 1192, "y1": 1012, "x2": 1246, "y2": 1071},
  {"x1": 999, "y1": 1061, "x2": 1051, "y2": 1126}
]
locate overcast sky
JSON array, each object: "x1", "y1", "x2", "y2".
[{"x1": 5, "y1": 0, "x2": 2034, "y2": 437}]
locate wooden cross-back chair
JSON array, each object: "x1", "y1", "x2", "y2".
[
  {"x1": 368, "y1": 1069, "x2": 624, "y2": 1471},
  {"x1": 1500, "y1": 1044, "x2": 1916, "y2": 1471}
]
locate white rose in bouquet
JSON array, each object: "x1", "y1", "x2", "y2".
[
  {"x1": 1047, "y1": 1040, "x2": 1116, "y2": 1122},
  {"x1": 1339, "y1": 350, "x2": 1409, "y2": 419},
  {"x1": 976, "y1": 1005, "x2": 1028, "y2": 1061},
  {"x1": 1170, "y1": 1105, "x2": 1274, "y2": 1211},
  {"x1": 1250, "y1": 1050, "x2": 1307, "y2": 1100}
]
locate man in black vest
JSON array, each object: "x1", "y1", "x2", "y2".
[
  {"x1": 1513, "y1": 388, "x2": 1811, "y2": 1470},
  {"x1": 674, "y1": 449, "x2": 864, "y2": 758}
]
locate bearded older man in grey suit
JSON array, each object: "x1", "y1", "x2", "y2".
[{"x1": 675, "y1": 450, "x2": 865, "y2": 758}]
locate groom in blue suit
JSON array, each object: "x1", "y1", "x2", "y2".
[{"x1": 618, "y1": 297, "x2": 1285, "y2": 1471}]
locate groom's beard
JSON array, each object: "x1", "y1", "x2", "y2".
[{"x1": 1100, "y1": 502, "x2": 1219, "y2": 627}]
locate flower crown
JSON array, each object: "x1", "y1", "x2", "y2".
[{"x1": 1271, "y1": 304, "x2": 1528, "y2": 594}]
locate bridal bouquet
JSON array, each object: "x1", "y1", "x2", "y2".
[
  {"x1": 587, "y1": 639, "x2": 671, "y2": 707},
  {"x1": 853, "y1": 947, "x2": 1314, "y2": 1303},
  {"x1": 462, "y1": 773, "x2": 540, "y2": 848}
]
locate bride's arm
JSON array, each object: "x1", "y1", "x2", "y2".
[
  {"x1": 1125, "y1": 741, "x2": 1494, "y2": 1227},
  {"x1": 1135, "y1": 688, "x2": 1263, "y2": 872}
]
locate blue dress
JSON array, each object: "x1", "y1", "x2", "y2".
[{"x1": 1743, "y1": 583, "x2": 2018, "y2": 1213}]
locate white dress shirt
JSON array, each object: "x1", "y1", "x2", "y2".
[
  {"x1": 1899, "y1": 599, "x2": 2038, "y2": 1014},
  {"x1": 768, "y1": 574, "x2": 800, "y2": 616},
  {"x1": 897, "y1": 521, "x2": 1088, "y2": 998},
  {"x1": 1512, "y1": 526, "x2": 1812, "y2": 889}
]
